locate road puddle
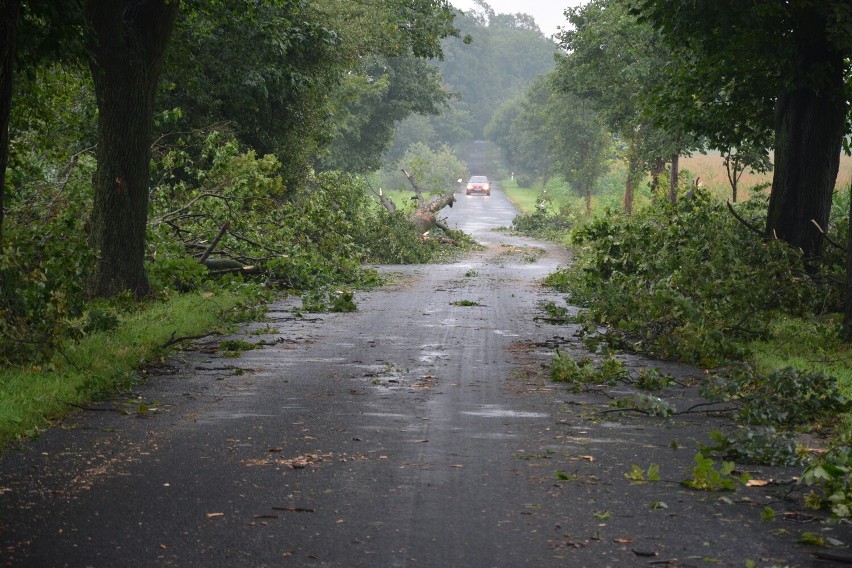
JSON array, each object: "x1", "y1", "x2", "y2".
[{"x1": 461, "y1": 405, "x2": 548, "y2": 419}]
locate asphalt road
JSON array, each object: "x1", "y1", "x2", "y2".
[{"x1": 0, "y1": 186, "x2": 845, "y2": 567}]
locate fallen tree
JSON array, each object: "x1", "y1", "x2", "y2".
[{"x1": 371, "y1": 169, "x2": 457, "y2": 236}]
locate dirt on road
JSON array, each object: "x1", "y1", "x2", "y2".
[{"x1": 0, "y1": 187, "x2": 847, "y2": 567}]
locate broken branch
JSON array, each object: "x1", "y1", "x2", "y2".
[{"x1": 726, "y1": 201, "x2": 764, "y2": 237}]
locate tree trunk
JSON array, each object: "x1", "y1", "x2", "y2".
[
  {"x1": 845, "y1": 184, "x2": 852, "y2": 342},
  {"x1": 649, "y1": 157, "x2": 664, "y2": 197},
  {"x1": 410, "y1": 190, "x2": 456, "y2": 233},
  {"x1": 584, "y1": 186, "x2": 591, "y2": 217},
  {"x1": 623, "y1": 175, "x2": 634, "y2": 216},
  {"x1": 723, "y1": 150, "x2": 740, "y2": 203},
  {"x1": 623, "y1": 132, "x2": 642, "y2": 216},
  {"x1": 669, "y1": 153, "x2": 679, "y2": 205},
  {"x1": 84, "y1": 0, "x2": 179, "y2": 297},
  {"x1": 765, "y1": 11, "x2": 845, "y2": 261},
  {"x1": 0, "y1": 0, "x2": 20, "y2": 244}
]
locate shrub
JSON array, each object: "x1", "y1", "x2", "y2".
[
  {"x1": 702, "y1": 364, "x2": 849, "y2": 428},
  {"x1": 513, "y1": 195, "x2": 579, "y2": 237},
  {"x1": 0, "y1": 229, "x2": 94, "y2": 365},
  {"x1": 515, "y1": 172, "x2": 534, "y2": 188},
  {"x1": 550, "y1": 190, "x2": 833, "y2": 366}
]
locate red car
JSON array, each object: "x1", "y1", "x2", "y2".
[{"x1": 466, "y1": 175, "x2": 491, "y2": 196}]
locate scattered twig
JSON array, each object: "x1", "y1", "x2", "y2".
[
  {"x1": 227, "y1": 231, "x2": 288, "y2": 256},
  {"x1": 160, "y1": 331, "x2": 219, "y2": 349},
  {"x1": 198, "y1": 221, "x2": 230, "y2": 264},
  {"x1": 69, "y1": 403, "x2": 115, "y2": 412},
  {"x1": 150, "y1": 190, "x2": 231, "y2": 224},
  {"x1": 599, "y1": 407, "x2": 652, "y2": 416},
  {"x1": 206, "y1": 266, "x2": 258, "y2": 276},
  {"x1": 682, "y1": 401, "x2": 738, "y2": 414},
  {"x1": 814, "y1": 551, "x2": 852, "y2": 564},
  {"x1": 811, "y1": 219, "x2": 848, "y2": 253},
  {"x1": 673, "y1": 407, "x2": 739, "y2": 416},
  {"x1": 725, "y1": 201, "x2": 764, "y2": 237}
]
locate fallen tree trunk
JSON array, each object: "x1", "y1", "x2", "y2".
[
  {"x1": 410, "y1": 191, "x2": 456, "y2": 233},
  {"x1": 377, "y1": 170, "x2": 455, "y2": 234}
]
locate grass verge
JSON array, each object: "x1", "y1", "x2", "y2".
[
  {"x1": 500, "y1": 179, "x2": 539, "y2": 214},
  {"x1": 0, "y1": 285, "x2": 266, "y2": 447},
  {"x1": 748, "y1": 315, "x2": 852, "y2": 399}
]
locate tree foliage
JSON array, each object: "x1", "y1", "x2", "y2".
[
  {"x1": 160, "y1": 0, "x2": 340, "y2": 190},
  {"x1": 487, "y1": 74, "x2": 611, "y2": 214},
  {"x1": 553, "y1": 0, "x2": 686, "y2": 212},
  {"x1": 550, "y1": 192, "x2": 837, "y2": 366},
  {"x1": 433, "y1": 3, "x2": 557, "y2": 139},
  {"x1": 0, "y1": 0, "x2": 468, "y2": 361},
  {"x1": 321, "y1": 54, "x2": 451, "y2": 173},
  {"x1": 633, "y1": 0, "x2": 852, "y2": 259}
]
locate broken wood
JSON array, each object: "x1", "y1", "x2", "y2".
[
  {"x1": 198, "y1": 221, "x2": 230, "y2": 263},
  {"x1": 202, "y1": 258, "x2": 244, "y2": 271},
  {"x1": 811, "y1": 219, "x2": 848, "y2": 253},
  {"x1": 419, "y1": 232, "x2": 458, "y2": 246},
  {"x1": 410, "y1": 190, "x2": 456, "y2": 233},
  {"x1": 374, "y1": 171, "x2": 456, "y2": 236},
  {"x1": 402, "y1": 169, "x2": 424, "y2": 207},
  {"x1": 726, "y1": 201, "x2": 764, "y2": 238},
  {"x1": 207, "y1": 265, "x2": 258, "y2": 277}
]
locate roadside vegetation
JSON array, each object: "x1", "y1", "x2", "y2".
[
  {"x1": 0, "y1": 1, "x2": 555, "y2": 447},
  {"x1": 2, "y1": 0, "x2": 851, "y2": 531},
  {"x1": 490, "y1": 0, "x2": 852, "y2": 522}
]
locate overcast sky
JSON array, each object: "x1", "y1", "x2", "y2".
[{"x1": 451, "y1": 0, "x2": 587, "y2": 38}]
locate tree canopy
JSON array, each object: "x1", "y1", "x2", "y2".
[{"x1": 634, "y1": 0, "x2": 852, "y2": 259}]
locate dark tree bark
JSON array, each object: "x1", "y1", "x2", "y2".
[
  {"x1": 0, "y1": 0, "x2": 20, "y2": 244},
  {"x1": 723, "y1": 150, "x2": 741, "y2": 204},
  {"x1": 649, "y1": 157, "x2": 664, "y2": 196},
  {"x1": 84, "y1": 0, "x2": 179, "y2": 297},
  {"x1": 765, "y1": 10, "x2": 845, "y2": 262},
  {"x1": 668, "y1": 153, "x2": 679, "y2": 205},
  {"x1": 623, "y1": 130, "x2": 643, "y2": 216},
  {"x1": 845, "y1": 185, "x2": 852, "y2": 342}
]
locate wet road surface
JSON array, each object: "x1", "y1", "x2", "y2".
[{"x1": 0, "y1": 188, "x2": 841, "y2": 567}]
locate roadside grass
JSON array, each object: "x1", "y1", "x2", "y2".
[
  {"x1": 500, "y1": 169, "x2": 653, "y2": 218},
  {"x1": 500, "y1": 179, "x2": 539, "y2": 214},
  {"x1": 0, "y1": 286, "x2": 265, "y2": 447},
  {"x1": 748, "y1": 315, "x2": 852, "y2": 398},
  {"x1": 745, "y1": 314, "x2": 852, "y2": 440}
]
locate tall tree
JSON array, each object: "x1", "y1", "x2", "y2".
[
  {"x1": 0, "y1": 0, "x2": 20, "y2": 243},
  {"x1": 161, "y1": 0, "x2": 339, "y2": 190},
  {"x1": 635, "y1": 0, "x2": 852, "y2": 260},
  {"x1": 84, "y1": 0, "x2": 179, "y2": 297},
  {"x1": 437, "y1": 4, "x2": 556, "y2": 139},
  {"x1": 321, "y1": 54, "x2": 451, "y2": 173},
  {"x1": 555, "y1": 0, "x2": 693, "y2": 213},
  {"x1": 550, "y1": 94, "x2": 610, "y2": 216},
  {"x1": 492, "y1": 74, "x2": 611, "y2": 214},
  {"x1": 846, "y1": 185, "x2": 852, "y2": 341}
]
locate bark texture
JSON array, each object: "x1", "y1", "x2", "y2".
[
  {"x1": 623, "y1": 130, "x2": 643, "y2": 216},
  {"x1": 765, "y1": 10, "x2": 845, "y2": 261},
  {"x1": 410, "y1": 191, "x2": 456, "y2": 233},
  {"x1": 85, "y1": 0, "x2": 179, "y2": 297},
  {"x1": 0, "y1": 0, "x2": 20, "y2": 244},
  {"x1": 845, "y1": 185, "x2": 852, "y2": 342},
  {"x1": 669, "y1": 153, "x2": 679, "y2": 205}
]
